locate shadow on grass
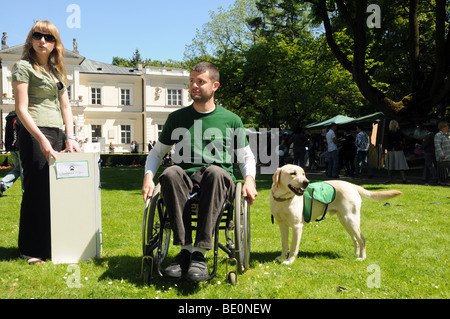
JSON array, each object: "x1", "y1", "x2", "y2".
[
  {"x1": 297, "y1": 250, "x2": 342, "y2": 259},
  {"x1": 0, "y1": 247, "x2": 20, "y2": 261},
  {"x1": 96, "y1": 255, "x2": 209, "y2": 295},
  {"x1": 251, "y1": 250, "x2": 342, "y2": 264}
]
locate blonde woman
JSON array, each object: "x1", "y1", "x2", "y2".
[
  {"x1": 385, "y1": 120, "x2": 409, "y2": 183},
  {"x1": 13, "y1": 21, "x2": 80, "y2": 264}
]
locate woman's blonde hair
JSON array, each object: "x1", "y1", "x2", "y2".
[
  {"x1": 389, "y1": 120, "x2": 400, "y2": 132},
  {"x1": 22, "y1": 20, "x2": 68, "y2": 86}
]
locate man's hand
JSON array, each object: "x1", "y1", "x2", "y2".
[
  {"x1": 141, "y1": 172, "x2": 155, "y2": 202},
  {"x1": 242, "y1": 175, "x2": 258, "y2": 205}
]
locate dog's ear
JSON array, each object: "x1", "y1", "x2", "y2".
[{"x1": 273, "y1": 167, "x2": 282, "y2": 189}]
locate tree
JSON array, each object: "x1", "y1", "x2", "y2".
[
  {"x1": 112, "y1": 49, "x2": 184, "y2": 68},
  {"x1": 184, "y1": 0, "x2": 259, "y2": 61},
  {"x1": 305, "y1": 0, "x2": 450, "y2": 119},
  {"x1": 186, "y1": 0, "x2": 368, "y2": 128}
]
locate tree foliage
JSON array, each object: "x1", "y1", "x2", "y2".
[
  {"x1": 305, "y1": 0, "x2": 450, "y2": 120},
  {"x1": 186, "y1": 0, "x2": 368, "y2": 128},
  {"x1": 112, "y1": 48, "x2": 184, "y2": 68}
]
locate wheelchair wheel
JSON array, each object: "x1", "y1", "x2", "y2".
[
  {"x1": 233, "y1": 182, "x2": 250, "y2": 274},
  {"x1": 142, "y1": 184, "x2": 171, "y2": 266}
]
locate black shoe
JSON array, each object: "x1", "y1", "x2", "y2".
[
  {"x1": 186, "y1": 251, "x2": 209, "y2": 282},
  {"x1": 164, "y1": 249, "x2": 191, "y2": 279}
]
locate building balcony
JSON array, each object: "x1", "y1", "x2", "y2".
[
  {"x1": 1, "y1": 96, "x2": 14, "y2": 105},
  {"x1": 70, "y1": 99, "x2": 84, "y2": 107},
  {"x1": 2, "y1": 97, "x2": 84, "y2": 108}
]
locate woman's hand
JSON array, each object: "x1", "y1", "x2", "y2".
[
  {"x1": 62, "y1": 138, "x2": 81, "y2": 153},
  {"x1": 39, "y1": 137, "x2": 58, "y2": 163}
]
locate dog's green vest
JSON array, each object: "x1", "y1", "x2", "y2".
[{"x1": 303, "y1": 182, "x2": 336, "y2": 223}]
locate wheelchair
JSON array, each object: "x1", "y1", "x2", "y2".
[{"x1": 141, "y1": 182, "x2": 250, "y2": 285}]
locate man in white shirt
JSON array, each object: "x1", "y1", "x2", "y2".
[{"x1": 326, "y1": 123, "x2": 339, "y2": 178}]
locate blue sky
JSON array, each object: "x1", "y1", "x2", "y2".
[{"x1": 1, "y1": 0, "x2": 236, "y2": 64}]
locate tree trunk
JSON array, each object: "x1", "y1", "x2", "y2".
[{"x1": 312, "y1": 0, "x2": 449, "y2": 119}]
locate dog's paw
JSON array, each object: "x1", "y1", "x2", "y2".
[
  {"x1": 356, "y1": 257, "x2": 366, "y2": 261},
  {"x1": 276, "y1": 255, "x2": 286, "y2": 261}
]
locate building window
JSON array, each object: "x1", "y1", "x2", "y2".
[
  {"x1": 121, "y1": 125, "x2": 131, "y2": 144},
  {"x1": 168, "y1": 89, "x2": 182, "y2": 106},
  {"x1": 92, "y1": 125, "x2": 102, "y2": 142},
  {"x1": 91, "y1": 87, "x2": 101, "y2": 104},
  {"x1": 157, "y1": 124, "x2": 164, "y2": 141},
  {"x1": 121, "y1": 89, "x2": 131, "y2": 106},
  {"x1": 67, "y1": 85, "x2": 72, "y2": 100}
]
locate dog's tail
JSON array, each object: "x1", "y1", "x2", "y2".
[{"x1": 355, "y1": 185, "x2": 403, "y2": 201}]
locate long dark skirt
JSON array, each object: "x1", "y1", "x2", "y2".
[{"x1": 18, "y1": 127, "x2": 65, "y2": 260}]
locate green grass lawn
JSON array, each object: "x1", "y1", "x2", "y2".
[{"x1": 0, "y1": 166, "x2": 448, "y2": 299}]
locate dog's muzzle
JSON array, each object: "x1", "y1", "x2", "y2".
[
  {"x1": 288, "y1": 180, "x2": 309, "y2": 196},
  {"x1": 288, "y1": 184, "x2": 305, "y2": 196}
]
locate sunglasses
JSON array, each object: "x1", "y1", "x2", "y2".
[{"x1": 32, "y1": 32, "x2": 56, "y2": 42}]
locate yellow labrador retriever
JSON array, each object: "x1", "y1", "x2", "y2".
[{"x1": 270, "y1": 164, "x2": 403, "y2": 264}]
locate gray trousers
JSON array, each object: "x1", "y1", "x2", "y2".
[{"x1": 159, "y1": 165, "x2": 235, "y2": 250}]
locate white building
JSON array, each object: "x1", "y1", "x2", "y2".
[{"x1": 0, "y1": 41, "x2": 190, "y2": 153}]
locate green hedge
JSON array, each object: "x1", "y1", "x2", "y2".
[
  {"x1": 0, "y1": 153, "x2": 147, "y2": 168},
  {"x1": 100, "y1": 153, "x2": 147, "y2": 167}
]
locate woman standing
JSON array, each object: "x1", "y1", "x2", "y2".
[
  {"x1": 434, "y1": 121, "x2": 450, "y2": 185},
  {"x1": 13, "y1": 21, "x2": 80, "y2": 264},
  {"x1": 385, "y1": 120, "x2": 409, "y2": 183}
]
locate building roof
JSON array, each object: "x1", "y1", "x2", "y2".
[
  {"x1": 79, "y1": 58, "x2": 142, "y2": 76},
  {"x1": 1, "y1": 43, "x2": 187, "y2": 78}
]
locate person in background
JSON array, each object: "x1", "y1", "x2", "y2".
[
  {"x1": 130, "y1": 140, "x2": 138, "y2": 153},
  {"x1": 289, "y1": 127, "x2": 307, "y2": 168},
  {"x1": 13, "y1": 20, "x2": 80, "y2": 265},
  {"x1": 109, "y1": 142, "x2": 115, "y2": 153},
  {"x1": 341, "y1": 129, "x2": 356, "y2": 177},
  {"x1": 148, "y1": 140, "x2": 153, "y2": 152},
  {"x1": 325, "y1": 123, "x2": 339, "y2": 178},
  {"x1": 434, "y1": 121, "x2": 450, "y2": 185},
  {"x1": 384, "y1": 120, "x2": 408, "y2": 183},
  {"x1": 355, "y1": 125, "x2": 374, "y2": 178},
  {"x1": 420, "y1": 125, "x2": 436, "y2": 184},
  {"x1": 0, "y1": 111, "x2": 23, "y2": 197}
]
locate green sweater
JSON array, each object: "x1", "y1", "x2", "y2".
[{"x1": 159, "y1": 104, "x2": 247, "y2": 180}]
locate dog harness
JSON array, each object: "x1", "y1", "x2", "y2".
[
  {"x1": 303, "y1": 182, "x2": 336, "y2": 223},
  {"x1": 271, "y1": 182, "x2": 336, "y2": 224}
]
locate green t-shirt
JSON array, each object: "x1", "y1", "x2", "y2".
[
  {"x1": 12, "y1": 59, "x2": 66, "y2": 129},
  {"x1": 159, "y1": 104, "x2": 247, "y2": 180}
]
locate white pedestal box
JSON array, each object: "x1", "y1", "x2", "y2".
[{"x1": 49, "y1": 152, "x2": 102, "y2": 264}]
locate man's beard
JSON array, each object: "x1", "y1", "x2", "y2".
[{"x1": 190, "y1": 91, "x2": 213, "y2": 104}]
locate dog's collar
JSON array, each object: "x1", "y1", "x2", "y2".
[{"x1": 271, "y1": 190, "x2": 295, "y2": 202}]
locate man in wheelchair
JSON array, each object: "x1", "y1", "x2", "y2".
[{"x1": 141, "y1": 62, "x2": 258, "y2": 282}]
